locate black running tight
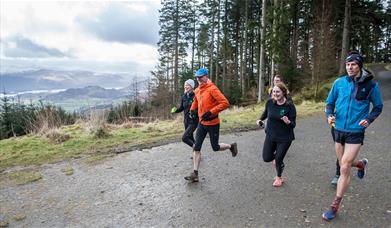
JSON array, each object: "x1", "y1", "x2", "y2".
[
  {"x1": 262, "y1": 135, "x2": 292, "y2": 177},
  {"x1": 182, "y1": 122, "x2": 197, "y2": 147}
]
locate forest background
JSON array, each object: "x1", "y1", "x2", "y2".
[{"x1": 1, "y1": 0, "x2": 390, "y2": 140}]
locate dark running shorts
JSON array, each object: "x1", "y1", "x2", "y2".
[{"x1": 334, "y1": 129, "x2": 364, "y2": 145}]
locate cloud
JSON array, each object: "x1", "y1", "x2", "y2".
[
  {"x1": 2, "y1": 35, "x2": 69, "y2": 58},
  {"x1": 0, "y1": 1, "x2": 160, "y2": 75},
  {"x1": 76, "y1": 2, "x2": 159, "y2": 46}
]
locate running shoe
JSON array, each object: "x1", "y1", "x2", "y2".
[
  {"x1": 322, "y1": 207, "x2": 337, "y2": 221},
  {"x1": 331, "y1": 175, "x2": 339, "y2": 186},
  {"x1": 184, "y1": 172, "x2": 199, "y2": 182},
  {"x1": 272, "y1": 176, "x2": 284, "y2": 187},
  {"x1": 230, "y1": 143, "x2": 238, "y2": 157},
  {"x1": 357, "y1": 158, "x2": 368, "y2": 179}
]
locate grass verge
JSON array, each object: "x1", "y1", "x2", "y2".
[
  {"x1": 0, "y1": 170, "x2": 42, "y2": 187},
  {"x1": 0, "y1": 100, "x2": 324, "y2": 172}
]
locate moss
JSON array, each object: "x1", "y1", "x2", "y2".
[{"x1": 61, "y1": 166, "x2": 74, "y2": 175}]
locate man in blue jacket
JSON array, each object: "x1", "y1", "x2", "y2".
[{"x1": 322, "y1": 52, "x2": 383, "y2": 221}]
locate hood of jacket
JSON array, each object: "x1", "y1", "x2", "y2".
[{"x1": 348, "y1": 68, "x2": 374, "y2": 84}]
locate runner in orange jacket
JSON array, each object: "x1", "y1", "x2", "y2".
[{"x1": 184, "y1": 68, "x2": 238, "y2": 182}]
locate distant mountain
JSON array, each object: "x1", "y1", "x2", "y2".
[
  {"x1": 45, "y1": 86, "x2": 128, "y2": 101},
  {"x1": 1, "y1": 75, "x2": 149, "y2": 111},
  {"x1": 0, "y1": 69, "x2": 138, "y2": 93}
]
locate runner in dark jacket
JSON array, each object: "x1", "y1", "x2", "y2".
[
  {"x1": 171, "y1": 79, "x2": 198, "y2": 148},
  {"x1": 257, "y1": 82, "x2": 296, "y2": 187}
]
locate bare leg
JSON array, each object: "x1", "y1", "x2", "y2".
[
  {"x1": 336, "y1": 143, "x2": 362, "y2": 197},
  {"x1": 193, "y1": 151, "x2": 201, "y2": 171},
  {"x1": 218, "y1": 143, "x2": 231, "y2": 151},
  {"x1": 335, "y1": 142, "x2": 344, "y2": 162}
]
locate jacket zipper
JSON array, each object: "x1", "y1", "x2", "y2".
[
  {"x1": 200, "y1": 91, "x2": 204, "y2": 124},
  {"x1": 344, "y1": 80, "x2": 354, "y2": 129}
]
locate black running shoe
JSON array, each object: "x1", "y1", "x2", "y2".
[
  {"x1": 184, "y1": 172, "x2": 199, "y2": 182},
  {"x1": 230, "y1": 143, "x2": 238, "y2": 157}
]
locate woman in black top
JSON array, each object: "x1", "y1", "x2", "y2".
[
  {"x1": 171, "y1": 79, "x2": 198, "y2": 148},
  {"x1": 257, "y1": 82, "x2": 296, "y2": 187}
]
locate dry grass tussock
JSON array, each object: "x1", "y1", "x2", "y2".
[
  {"x1": 113, "y1": 121, "x2": 145, "y2": 129},
  {"x1": 74, "y1": 118, "x2": 86, "y2": 126},
  {"x1": 85, "y1": 110, "x2": 110, "y2": 138},
  {"x1": 29, "y1": 111, "x2": 70, "y2": 143},
  {"x1": 45, "y1": 128, "x2": 71, "y2": 144},
  {"x1": 26, "y1": 105, "x2": 64, "y2": 135}
]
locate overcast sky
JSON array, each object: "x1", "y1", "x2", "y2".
[{"x1": 0, "y1": 1, "x2": 160, "y2": 75}]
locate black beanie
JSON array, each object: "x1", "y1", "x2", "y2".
[{"x1": 345, "y1": 53, "x2": 364, "y2": 68}]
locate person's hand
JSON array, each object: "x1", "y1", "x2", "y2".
[
  {"x1": 189, "y1": 110, "x2": 196, "y2": 119},
  {"x1": 201, "y1": 111, "x2": 212, "y2": 120},
  {"x1": 281, "y1": 116, "x2": 291, "y2": 124},
  {"x1": 256, "y1": 120, "x2": 265, "y2": 129},
  {"x1": 171, "y1": 107, "x2": 177, "y2": 113},
  {"x1": 359, "y1": 119, "x2": 369, "y2": 128},
  {"x1": 327, "y1": 115, "x2": 335, "y2": 126}
]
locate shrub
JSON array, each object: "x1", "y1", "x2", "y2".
[
  {"x1": 85, "y1": 110, "x2": 110, "y2": 138},
  {"x1": 92, "y1": 126, "x2": 110, "y2": 139},
  {"x1": 45, "y1": 128, "x2": 71, "y2": 144}
]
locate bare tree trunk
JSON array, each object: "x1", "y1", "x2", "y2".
[
  {"x1": 315, "y1": 0, "x2": 326, "y2": 98},
  {"x1": 215, "y1": 0, "x2": 221, "y2": 86},
  {"x1": 222, "y1": 0, "x2": 228, "y2": 92},
  {"x1": 191, "y1": 3, "x2": 196, "y2": 72},
  {"x1": 291, "y1": 0, "x2": 299, "y2": 67},
  {"x1": 271, "y1": 0, "x2": 278, "y2": 84},
  {"x1": 241, "y1": 0, "x2": 248, "y2": 97},
  {"x1": 235, "y1": 22, "x2": 240, "y2": 95},
  {"x1": 339, "y1": 0, "x2": 351, "y2": 75},
  {"x1": 210, "y1": 4, "x2": 216, "y2": 82},
  {"x1": 240, "y1": 34, "x2": 244, "y2": 96},
  {"x1": 258, "y1": 0, "x2": 266, "y2": 103},
  {"x1": 173, "y1": 0, "x2": 179, "y2": 103}
]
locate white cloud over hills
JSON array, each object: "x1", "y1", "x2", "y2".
[{"x1": 0, "y1": 1, "x2": 160, "y2": 75}]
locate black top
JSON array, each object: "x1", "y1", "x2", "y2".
[
  {"x1": 260, "y1": 99, "x2": 296, "y2": 142},
  {"x1": 175, "y1": 92, "x2": 198, "y2": 124}
]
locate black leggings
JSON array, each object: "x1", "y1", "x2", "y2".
[
  {"x1": 262, "y1": 136, "x2": 292, "y2": 177},
  {"x1": 182, "y1": 122, "x2": 197, "y2": 147},
  {"x1": 194, "y1": 124, "x2": 220, "y2": 152}
]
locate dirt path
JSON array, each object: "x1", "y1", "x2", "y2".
[{"x1": 1, "y1": 66, "x2": 390, "y2": 227}]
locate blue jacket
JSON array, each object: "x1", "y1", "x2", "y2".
[{"x1": 325, "y1": 69, "x2": 383, "y2": 133}]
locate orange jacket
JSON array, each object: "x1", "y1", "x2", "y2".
[{"x1": 190, "y1": 80, "x2": 230, "y2": 125}]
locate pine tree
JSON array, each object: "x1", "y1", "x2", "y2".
[
  {"x1": 0, "y1": 95, "x2": 14, "y2": 139},
  {"x1": 158, "y1": 0, "x2": 194, "y2": 103}
]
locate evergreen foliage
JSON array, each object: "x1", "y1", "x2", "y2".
[
  {"x1": 0, "y1": 96, "x2": 76, "y2": 139},
  {"x1": 152, "y1": 0, "x2": 389, "y2": 107}
]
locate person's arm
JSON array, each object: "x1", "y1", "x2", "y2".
[
  {"x1": 190, "y1": 94, "x2": 198, "y2": 112},
  {"x1": 209, "y1": 86, "x2": 230, "y2": 115},
  {"x1": 260, "y1": 100, "x2": 269, "y2": 121},
  {"x1": 175, "y1": 96, "x2": 185, "y2": 113},
  {"x1": 325, "y1": 81, "x2": 338, "y2": 118},
  {"x1": 189, "y1": 94, "x2": 199, "y2": 119},
  {"x1": 286, "y1": 103, "x2": 296, "y2": 129},
  {"x1": 365, "y1": 82, "x2": 383, "y2": 124},
  {"x1": 256, "y1": 100, "x2": 269, "y2": 128}
]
